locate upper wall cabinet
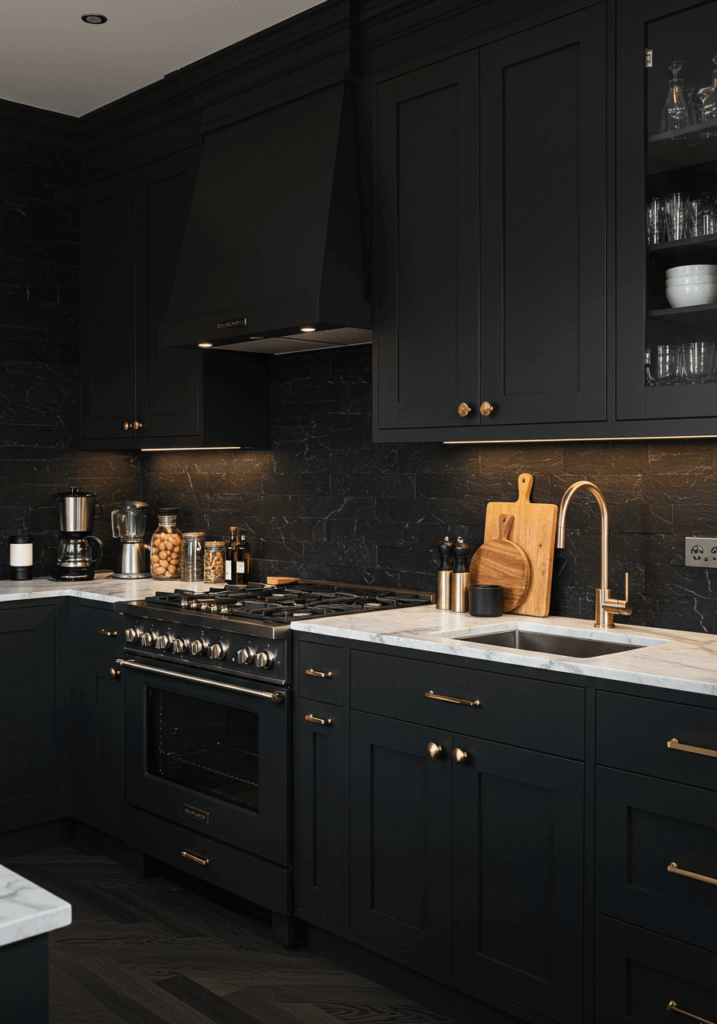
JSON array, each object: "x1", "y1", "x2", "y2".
[
  {"x1": 80, "y1": 148, "x2": 270, "y2": 450},
  {"x1": 616, "y1": 0, "x2": 717, "y2": 423},
  {"x1": 373, "y1": 5, "x2": 608, "y2": 443}
]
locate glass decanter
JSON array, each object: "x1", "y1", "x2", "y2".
[
  {"x1": 699, "y1": 55, "x2": 717, "y2": 133},
  {"x1": 661, "y1": 60, "x2": 690, "y2": 133}
]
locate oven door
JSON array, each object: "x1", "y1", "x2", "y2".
[{"x1": 123, "y1": 658, "x2": 289, "y2": 865}]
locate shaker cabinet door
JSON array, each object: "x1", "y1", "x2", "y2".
[
  {"x1": 375, "y1": 52, "x2": 480, "y2": 432},
  {"x1": 479, "y1": 5, "x2": 607, "y2": 427}
]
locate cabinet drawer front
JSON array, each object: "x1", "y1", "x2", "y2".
[
  {"x1": 125, "y1": 805, "x2": 290, "y2": 914},
  {"x1": 595, "y1": 915, "x2": 717, "y2": 1024},
  {"x1": 597, "y1": 691, "x2": 717, "y2": 791},
  {"x1": 78, "y1": 604, "x2": 124, "y2": 657},
  {"x1": 298, "y1": 641, "x2": 348, "y2": 706},
  {"x1": 351, "y1": 651, "x2": 584, "y2": 758},
  {"x1": 596, "y1": 767, "x2": 717, "y2": 953}
]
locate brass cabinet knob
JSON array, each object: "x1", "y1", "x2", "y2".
[
  {"x1": 109, "y1": 667, "x2": 120, "y2": 679},
  {"x1": 133, "y1": 421, "x2": 143, "y2": 430},
  {"x1": 457, "y1": 402, "x2": 472, "y2": 417},
  {"x1": 123, "y1": 421, "x2": 130, "y2": 431},
  {"x1": 452, "y1": 747, "x2": 469, "y2": 764},
  {"x1": 427, "y1": 742, "x2": 443, "y2": 759},
  {"x1": 479, "y1": 401, "x2": 494, "y2": 417}
]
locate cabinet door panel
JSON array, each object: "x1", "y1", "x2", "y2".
[
  {"x1": 350, "y1": 711, "x2": 452, "y2": 971},
  {"x1": 480, "y1": 6, "x2": 607, "y2": 425},
  {"x1": 296, "y1": 699, "x2": 346, "y2": 926},
  {"x1": 376, "y1": 53, "x2": 480, "y2": 430},
  {"x1": 135, "y1": 149, "x2": 200, "y2": 440},
  {"x1": 74, "y1": 651, "x2": 125, "y2": 837},
  {"x1": 453, "y1": 735, "x2": 583, "y2": 1024},
  {"x1": 0, "y1": 606, "x2": 57, "y2": 827},
  {"x1": 81, "y1": 173, "x2": 137, "y2": 441}
]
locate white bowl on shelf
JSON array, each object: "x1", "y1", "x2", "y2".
[
  {"x1": 667, "y1": 264, "x2": 717, "y2": 278},
  {"x1": 665, "y1": 274, "x2": 717, "y2": 285},
  {"x1": 666, "y1": 280, "x2": 717, "y2": 307}
]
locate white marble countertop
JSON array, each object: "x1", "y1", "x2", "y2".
[
  {"x1": 0, "y1": 571, "x2": 214, "y2": 605},
  {"x1": 292, "y1": 606, "x2": 717, "y2": 699},
  {"x1": 0, "y1": 865, "x2": 71, "y2": 948}
]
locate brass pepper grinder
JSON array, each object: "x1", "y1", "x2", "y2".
[
  {"x1": 451, "y1": 536, "x2": 471, "y2": 612},
  {"x1": 436, "y1": 536, "x2": 453, "y2": 610}
]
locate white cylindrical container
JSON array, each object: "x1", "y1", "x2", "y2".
[{"x1": 9, "y1": 533, "x2": 33, "y2": 581}]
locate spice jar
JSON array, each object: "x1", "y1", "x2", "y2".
[
  {"x1": 180, "y1": 532, "x2": 205, "y2": 582},
  {"x1": 150, "y1": 508, "x2": 182, "y2": 581},
  {"x1": 204, "y1": 540, "x2": 226, "y2": 583}
]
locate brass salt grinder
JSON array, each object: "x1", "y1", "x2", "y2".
[{"x1": 436, "y1": 536, "x2": 453, "y2": 609}]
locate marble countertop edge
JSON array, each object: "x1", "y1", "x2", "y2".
[{"x1": 0, "y1": 866, "x2": 72, "y2": 948}]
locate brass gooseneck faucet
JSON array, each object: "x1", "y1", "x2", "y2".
[{"x1": 556, "y1": 480, "x2": 633, "y2": 629}]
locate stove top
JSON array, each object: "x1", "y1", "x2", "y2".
[{"x1": 143, "y1": 580, "x2": 434, "y2": 624}]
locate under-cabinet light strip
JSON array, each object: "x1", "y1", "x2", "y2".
[
  {"x1": 443, "y1": 434, "x2": 717, "y2": 444},
  {"x1": 140, "y1": 446, "x2": 243, "y2": 452}
]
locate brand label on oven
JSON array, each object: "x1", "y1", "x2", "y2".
[{"x1": 184, "y1": 804, "x2": 210, "y2": 825}]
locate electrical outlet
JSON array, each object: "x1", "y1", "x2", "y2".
[{"x1": 685, "y1": 537, "x2": 717, "y2": 567}]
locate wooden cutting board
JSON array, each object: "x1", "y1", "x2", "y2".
[
  {"x1": 469, "y1": 513, "x2": 531, "y2": 612},
  {"x1": 484, "y1": 473, "x2": 558, "y2": 617}
]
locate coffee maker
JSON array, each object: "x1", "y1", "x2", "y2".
[
  {"x1": 111, "y1": 500, "x2": 151, "y2": 579},
  {"x1": 50, "y1": 487, "x2": 104, "y2": 581}
]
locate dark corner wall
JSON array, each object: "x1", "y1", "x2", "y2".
[
  {"x1": 139, "y1": 344, "x2": 717, "y2": 634},
  {"x1": 0, "y1": 125, "x2": 138, "y2": 575}
]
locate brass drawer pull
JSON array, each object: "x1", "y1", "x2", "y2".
[
  {"x1": 457, "y1": 402, "x2": 472, "y2": 417},
  {"x1": 427, "y1": 742, "x2": 443, "y2": 759},
  {"x1": 109, "y1": 667, "x2": 120, "y2": 679},
  {"x1": 181, "y1": 851, "x2": 210, "y2": 866},
  {"x1": 667, "y1": 862, "x2": 717, "y2": 887},
  {"x1": 123, "y1": 421, "x2": 130, "y2": 431},
  {"x1": 668, "y1": 1000, "x2": 715, "y2": 1024},
  {"x1": 479, "y1": 401, "x2": 494, "y2": 416},
  {"x1": 425, "y1": 690, "x2": 480, "y2": 707},
  {"x1": 305, "y1": 714, "x2": 332, "y2": 726},
  {"x1": 96, "y1": 628, "x2": 118, "y2": 637},
  {"x1": 305, "y1": 669, "x2": 332, "y2": 678},
  {"x1": 667, "y1": 738, "x2": 717, "y2": 759},
  {"x1": 452, "y1": 748, "x2": 469, "y2": 764}
]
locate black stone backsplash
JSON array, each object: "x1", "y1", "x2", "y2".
[
  {"x1": 0, "y1": 129, "x2": 138, "y2": 578},
  {"x1": 139, "y1": 345, "x2": 717, "y2": 634}
]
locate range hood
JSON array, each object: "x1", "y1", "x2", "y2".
[{"x1": 160, "y1": 81, "x2": 371, "y2": 355}]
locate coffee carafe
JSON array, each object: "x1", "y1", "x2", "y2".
[
  {"x1": 50, "y1": 487, "x2": 104, "y2": 581},
  {"x1": 111, "y1": 500, "x2": 150, "y2": 579}
]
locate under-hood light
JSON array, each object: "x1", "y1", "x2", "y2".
[
  {"x1": 300, "y1": 326, "x2": 316, "y2": 332},
  {"x1": 141, "y1": 446, "x2": 243, "y2": 452},
  {"x1": 198, "y1": 342, "x2": 214, "y2": 348}
]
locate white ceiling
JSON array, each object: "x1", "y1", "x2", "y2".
[{"x1": 0, "y1": 0, "x2": 325, "y2": 117}]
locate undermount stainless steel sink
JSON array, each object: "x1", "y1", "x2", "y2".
[{"x1": 456, "y1": 629, "x2": 647, "y2": 659}]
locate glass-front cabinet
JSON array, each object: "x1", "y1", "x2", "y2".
[{"x1": 618, "y1": 0, "x2": 717, "y2": 422}]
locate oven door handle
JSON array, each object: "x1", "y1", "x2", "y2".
[{"x1": 116, "y1": 659, "x2": 285, "y2": 703}]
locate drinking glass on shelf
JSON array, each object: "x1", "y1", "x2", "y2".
[
  {"x1": 661, "y1": 60, "x2": 691, "y2": 133},
  {"x1": 664, "y1": 192, "x2": 690, "y2": 240},
  {"x1": 653, "y1": 344, "x2": 682, "y2": 385},
  {"x1": 681, "y1": 341, "x2": 715, "y2": 382},
  {"x1": 646, "y1": 198, "x2": 665, "y2": 244},
  {"x1": 645, "y1": 350, "x2": 656, "y2": 386}
]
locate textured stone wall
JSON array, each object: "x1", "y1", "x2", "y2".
[
  {"x1": 140, "y1": 345, "x2": 717, "y2": 633},
  {"x1": 0, "y1": 130, "x2": 137, "y2": 578}
]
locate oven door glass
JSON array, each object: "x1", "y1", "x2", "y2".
[{"x1": 147, "y1": 688, "x2": 260, "y2": 813}]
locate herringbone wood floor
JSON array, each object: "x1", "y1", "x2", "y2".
[{"x1": 4, "y1": 844, "x2": 457, "y2": 1024}]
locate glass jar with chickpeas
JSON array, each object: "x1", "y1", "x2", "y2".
[{"x1": 150, "y1": 508, "x2": 182, "y2": 581}]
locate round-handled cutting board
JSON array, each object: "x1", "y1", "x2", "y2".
[{"x1": 469, "y1": 513, "x2": 531, "y2": 612}]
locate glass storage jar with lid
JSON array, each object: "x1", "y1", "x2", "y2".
[
  {"x1": 150, "y1": 508, "x2": 182, "y2": 581},
  {"x1": 204, "y1": 540, "x2": 226, "y2": 583}
]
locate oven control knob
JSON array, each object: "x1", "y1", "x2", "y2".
[
  {"x1": 171, "y1": 637, "x2": 190, "y2": 654},
  {"x1": 140, "y1": 631, "x2": 158, "y2": 647},
  {"x1": 255, "y1": 651, "x2": 275, "y2": 670},
  {"x1": 155, "y1": 633, "x2": 175, "y2": 651},
  {"x1": 208, "y1": 642, "x2": 228, "y2": 660},
  {"x1": 125, "y1": 628, "x2": 140, "y2": 643},
  {"x1": 190, "y1": 639, "x2": 208, "y2": 656},
  {"x1": 237, "y1": 647, "x2": 255, "y2": 665}
]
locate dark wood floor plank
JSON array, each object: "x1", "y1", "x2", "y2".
[
  {"x1": 316, "y1": 1006, "x2": 455, "y2": 1023},
  {"x1": 225, "y1": 989, "x2": 330, "y2": 1024},
  {"x1": 49, "y1": 957, "x2": 126, "y2": 1024},
  {"x1": 157, "y1": 974, "x2": 263, "y2": 1024},
  {"x1": 247, "y1": 984, "x2": 419, "y2": 1004}
]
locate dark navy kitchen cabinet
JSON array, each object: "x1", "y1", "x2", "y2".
[{"x1": 0, "y1": 605, "x2": 59, "y2": 829}]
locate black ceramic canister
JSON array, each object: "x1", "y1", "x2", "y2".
[
  {"x1": 469, "y1": 584, "x2": 503, "y2": 617},
  {"x1": 9, "y1": 533, "x2": 33, "y2": 581}
]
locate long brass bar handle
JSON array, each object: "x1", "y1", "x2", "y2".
[
  {"x1": 425, "y1": 690, "x2": 480, "y2": 707},
  {"x1": 97, "y1": 628, "x2": 119, "y2": 637},
  {"x1": 668, "y1": 1000, "x2": 716, "y2": 1024},
  {"x1": 305, "y1": 714, "x2": 332, "y2": 726},
  {"x1": 667, "y1": 862, "x2": 717, "y2": 887},
  {"x1": 667, "y1": 738, "x2": 717, "y2": 759},
  {"x1": 305, "y1": 669, "x2": 332, "y2": 678},
  {"x1": 181, "y1": 851, "x2": 210, "y2": 867}
]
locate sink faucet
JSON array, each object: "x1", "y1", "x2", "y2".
[{"x1": 556, "y1": 480, "x2": 633, "y2": 629}]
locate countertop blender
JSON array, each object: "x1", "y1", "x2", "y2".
[
  {"x1": 111, "y1": 500, "x2": 151, "y2": 579},
  {"x1": 50, "y1": 487, "x2": 104, "y2": 581}
]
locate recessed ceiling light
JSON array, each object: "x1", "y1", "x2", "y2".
[
  {"x1": 198, "y1": 342, "x2": 214, "y2": 348},
  {"x1": 81, "y1": 14, "x2": 107, "y2": 24},
  {"x1": 300, "y1": 326, "x2": 316, "y2": 333}
]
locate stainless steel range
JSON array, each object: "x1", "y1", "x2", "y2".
[{"x1": 117, "y1": 580, "x2": 433, "y2": 945}]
